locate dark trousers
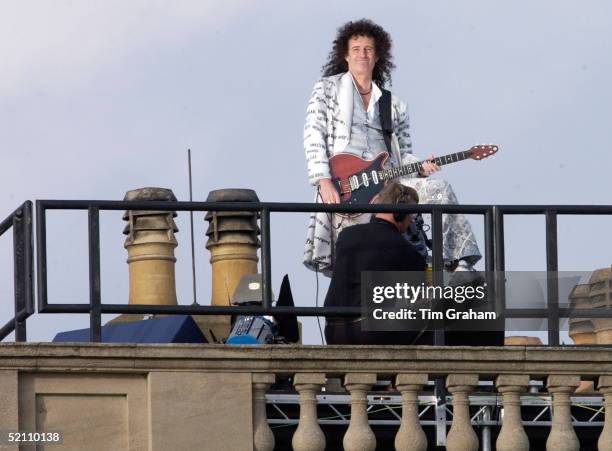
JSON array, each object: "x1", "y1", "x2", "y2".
[
  {"x1": 325, "y1": 320, "x2": 434, "y2": 345},
  {"x1": 325, "y1": 320, "x2": 504, "y2": 346}
]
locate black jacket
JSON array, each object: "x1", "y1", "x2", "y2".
[{"x1": 324, "y1": 218, "x2": 426, "y2": 308}]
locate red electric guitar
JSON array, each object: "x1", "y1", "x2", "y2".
[{"x1": 329, "y1": 144, "x2": 499, "y2": 217}]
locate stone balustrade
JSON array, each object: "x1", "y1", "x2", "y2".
[
  {"x1": 258, "y1": 372, "x2": 600, "y2": 451},
  {"x1": 1, "y1": 343, "x2": 612, "y2": 450}
]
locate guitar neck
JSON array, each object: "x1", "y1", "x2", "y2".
[{"x1": 380, "y1": 151, "x2": 470, "y2": 180}]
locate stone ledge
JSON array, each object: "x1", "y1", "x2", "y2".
[{"x1": 1, "y1": 343, "x2": 612, "y2": 376}]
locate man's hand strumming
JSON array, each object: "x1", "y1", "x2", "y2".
[{"x1": 318, "y1": 178, "x2": 341, "y2": 204}]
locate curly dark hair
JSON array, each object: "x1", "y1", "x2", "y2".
[{"x1": 322, "y1": 19, "x2": 395, "y2": 87}]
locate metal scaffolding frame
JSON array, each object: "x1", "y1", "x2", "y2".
[{"x1": 266, "y1": 392, "x2": 604, "y2": 428}]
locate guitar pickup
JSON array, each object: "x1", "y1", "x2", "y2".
[
  {"x1": 361, "y1": 173, "x2": 370, "y2": 187},
  {"x1": 371, "y1": 171, "x2": 379, "y2": 185}
]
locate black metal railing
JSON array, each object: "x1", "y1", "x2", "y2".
[
  {"x1": 32, "y1": 199, "x2": 612, "y2": 345},
  {"x1": 494, "y1": 205, "x2": 612, "y2": 345},
  {"x1": 34, "y1": 200, "x2": 493, "y2": 341},
  {"x1": 0, "y1": 201, "x2": 34, "y2": 341}
]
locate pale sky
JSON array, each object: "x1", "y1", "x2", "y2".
[{"x1": 1, "y1": 0, "x2": 611, "y2": 344}]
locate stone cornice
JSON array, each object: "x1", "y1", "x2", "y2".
[{"x1": 1, "y1": 343, "x2": 611, "y2": 377}]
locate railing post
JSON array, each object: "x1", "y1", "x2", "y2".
[
  {"x1": 343, "y1": 373, "x2": 377, "y2": 451},
  {"x1": 546, "y1": 210, "x2": 560, "y2": 345},
  {"x1": 484, "y1": 207, "x2": 495, "y2": 272},
  {"x1": 252, "y1": 373, "x2": 275, "y2": 451},
  {"x1": 260, "y1": 208, "x2": 272, "y2": 309},
  {"x1": 546, "y1": 375, "x2": 580, "y2": 451},
  {"x1": 292, "y1": 373, "x2": 326, "y2": 451},
  {"x1": 395, "y1": 373, "x2": 428, "y2": 451},
  {"x1": 36, "y1": 200, "x2": 49, "y2": 313},
  {"x1": 12, "y1": 203, "x2": 33, "y2": 341},
  {"x1": 431, "y1": 208, "x2": 448, "y2": 448},
  {"x1": 496, "y1": 375, "x2": 530, "y2": 451},
  {"x1": 430, "y1": 209, "x2": 445, "y2": 305},
  {"x1": 446, "y1": 374, "x2": 479, "y2": 451},
  {"x1": 597, "y1": 375, "x2": 612, "y2": 451},
  {"x1": 12, "y1": 207, "x2": 26, "y2": 341},
  {"x1": 492, "y1": 206, "x2": 506, "y2": 317},
  {"x1": 493, "y1": 205, "x2": 505, "y2": 272},
  {"x1": 88, "y1": 206, "x2": 102, "y2": 342}
]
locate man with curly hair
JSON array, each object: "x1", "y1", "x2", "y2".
[{"x1": 303, "y1": 19, "x2": 481, "y2": 276}]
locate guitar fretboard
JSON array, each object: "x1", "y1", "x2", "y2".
[{"x1": 379, "y1": 151, "x2": 470, "y2": 180}]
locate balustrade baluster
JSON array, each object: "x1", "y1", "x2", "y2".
[
  {"x1": 292, "y1": 373, "x2": 326, "y2": 451},
  {"x1": 446, "y1": 374, "x2": 479, "y2": 451},
  {"x1": 495, "y1": 374, "x2": 530, "y2": 451},
  {"x1": 252, "y1": 373, "x2": 275, "y2": 451},
  {"x1": 394, "y1": 373, "x2": 428, "y2": 451},
  {"x1": 597, "y1": 376, "x2": 612, "y2": 451},
  {"x1": 546, "y1": 375, "x2": 580, "y2": 451},
  {"x1": 343, "y1": 373, "x2": 377, "y2": 451}
]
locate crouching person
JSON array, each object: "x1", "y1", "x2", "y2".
[{"x1": 324, "y1": 182, "x2": 433, "y2": 345}]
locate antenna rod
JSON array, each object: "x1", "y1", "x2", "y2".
[{"x1": 188, "y1": 149, "x2": 198, "y2": 305}]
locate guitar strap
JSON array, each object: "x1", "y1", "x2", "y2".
[{"x1": 379, "y1": 88, "x2": 402, "y2": 166}]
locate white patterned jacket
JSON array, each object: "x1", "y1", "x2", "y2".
[{"x1": 304, "y1": 71, "x2": 419, "y2": 186}]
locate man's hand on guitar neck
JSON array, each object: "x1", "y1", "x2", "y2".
[
  {"x1": 317, "y1": 178, "x2": 341, "y2": 204},
  {"x1": 418, "y1": 154, "x2": 441, "y2": 177}
]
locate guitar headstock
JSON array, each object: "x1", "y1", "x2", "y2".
[{"x1": 467, "y1": 144, "x2": 499, "y2": 160}]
